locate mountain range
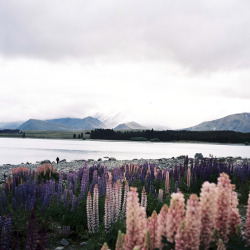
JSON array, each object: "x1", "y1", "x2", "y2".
[
  {"x1": 185, "y1": 112, "x2": 250, "y2": 133},
  {"x1": 1, "y1": 112, "x2": 250, "y2": 132}
]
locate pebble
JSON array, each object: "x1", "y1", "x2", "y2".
[
  {"x1": 60, "y1": 238, "x2": 69, "y2": 246},
  {"x1": 80, "y1": 242, "x2": 87, "y2": 246},
  {"x1": 55, "y1": 247, "x2": 64, "y2": 250}
]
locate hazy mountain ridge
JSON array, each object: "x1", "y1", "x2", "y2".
[
  {"x1": 18, "y1": 117, "x2": 106, "y2": 131},
  {"x1": 46, "y1": 117, "x2": 105, "y2": 130},
  {"x1": 114, "y1": 121, "x2": 146, "y2": 130},
  {"x1": 185, "y1": 112, "x2": 250, "y2": 133},
  {"x1": 18, "y1": 119, "x2": 74, "y2": 131}
]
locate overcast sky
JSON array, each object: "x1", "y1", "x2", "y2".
[{"x1": 1, "y1": 0, "x2": 250, "y2": 129}]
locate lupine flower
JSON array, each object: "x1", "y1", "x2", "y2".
[
  {"x1": 156, "y1": 204, "x2": 168, "y2": 249},
  {"x1": 121, "y1": 181, "x2": 129, "y2": 220},
  {"x1": 101, "y1": 242, "x2": 109, "y2": 250},
  {"x1": 175, "y1": 221, "x2": 188, "y2": 250},
  {"x1": 166, "y1": 192, "x2": 185, "y2": 243},
  {"x1": 70, "y1": 195, "x2": 76, "y2": 212},
  {"x1": 165, "y1": 171, "x2": 169, "y2": 194},
  {"x1": 214, "y1": 173, "x2": 232, "y2": 243},
  {"x1": 245, "y1": 192, "x2": 250, "y2": 246},
  {"x1": 141, "y1": 186, "x2": 147, "y2": 209},
  {"x1": 92, "y1": 184, "x2": 99, "y2": 233},
  {"x1": 116, "y1": 230, "x2": 125, "y2": 250},
  {"x1": 139, "y1": 206, "x2": 147, "y2": 246},
  {"x1": 124, "y1": 187, "x2": 144, "y2": 250},
  {"x1": 86, "y1": 191, "x2": 93, "y2": 234},
  {"x1": 185, "y1": 194, "x2": 201, "y2": 250},
  {"x1": 229, "y1": 190, "x2": 241, "y2": 236},
  {"x1": 200, "y1": 182, "x2": 217, "y2": 250},
  {"x1": 147, "y1": 211, "x2": 158, "y2": 248},
  {"x1": 106, "y1": 180, "x2": 114, "y2": 223},
  {"x1": 104, "y1": 195, "x2": 112, "y2": 233}
]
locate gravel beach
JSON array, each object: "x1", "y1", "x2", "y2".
[{"x1": 0, "y1": 155, "x2": 248, "y2": 185}]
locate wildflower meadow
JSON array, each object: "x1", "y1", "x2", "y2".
[{"x1": 0, "y1": 157, "x2": 250, "y2": 249}]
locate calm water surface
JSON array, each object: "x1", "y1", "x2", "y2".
[{"x1": 0, "y1": 137, "x2": 249, "y2": 165}]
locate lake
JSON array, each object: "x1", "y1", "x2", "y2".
[{"x1": 0, "y1": 137, "x2": 249, "y2": 165}]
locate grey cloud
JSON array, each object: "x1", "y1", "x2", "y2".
[{"x1": 1, "y1": 0, "x2": 250, "y2": 71}]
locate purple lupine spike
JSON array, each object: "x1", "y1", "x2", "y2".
[
  {"x1": 70, "y1": 195, "x2": 76, "y2": 212},
  {"x1": 2, "y1": 215, "x2": 12, "y2": 250},
  {"x1": 68, "y1": 190, "x2": 73, "y2": 205}
]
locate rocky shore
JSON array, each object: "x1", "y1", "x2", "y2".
[{"x1": 0, "y1": 155, "x2": 248, "y2": 185}]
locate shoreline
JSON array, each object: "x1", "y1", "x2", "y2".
[
  {"x1": 0, "y1": 135, "x2": 249, "y2": 146},
  {"x1": 0, "y1": 155, "x2": 248, "y2": 184}
]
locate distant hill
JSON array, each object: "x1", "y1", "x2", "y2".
[
  {"x1": 19, "y1": 119, "x2": 73, "y2": 131},
  {"x1": 0, "y1": 121, "x2": 24, "y2": 129},
  {"x1": 114, "y1": 121, "x2": 146, "y2": 130},
  {"x1": 47, "y1": 117, "x2": 105, "y2": 130},
  {"x1": 18, "y1": 116, "x2": 105, "y2": 131},
  {"x1": 185, "y1": 112, "x2": 250, "y2": 133}
]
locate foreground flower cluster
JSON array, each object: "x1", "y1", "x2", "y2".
[
  {"x1": 0, "y1": 157, "x2": 249, "y2": 249},
  {"x1": 103, "y1": 173, "x2": 250, "y2": 250}
]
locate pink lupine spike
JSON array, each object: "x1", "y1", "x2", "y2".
[
  {"x1": 124, "y1": 187, "x2": 144, "y2": 250},
  {"x1": 214, "y1": 173, "x2": 232, "y2": 243},
  {"x1": 141, "y1": 186, "x2": 147, "y2": 209},
  {"x1": 165, "y1": 171, "x2": 169, "y2": 194},
  {"x1": 185, "y1": 194, "x2": 201, "y2": 250},
  {"x1": 116, "y1": 230, "x2": 125, "y2": 250},
  {"x1": 93, "y1": 184, "x2": 99, "y2": 233},
  {"x1": 166, "y1": 192, "x2": 185, "y2": 243},
  {"x1": 86, "y1": 191, "x2": 93, "y2": 234},
  {"x1": 175, "y1": 221, "x2": 188, "y2": 250},
  {"x1": 117, "y1": 180, "x2": 122, "y2": 219},
  {"x1": 104, "y1": 195, "x2": 111, "y2": 233},
  {"x1": 229, "y1": 190, "x2": 241, "y2": 236},
  {"x1": 156, "y1": 204, "x2": 168, "y2": 249},
  {"x1": 121, "y1": 181, "x2": 129, "y2": 220},
  {"x1": 147, "y1": 211, "x2": 158, "y2": 248},
  {"x1": 106, "y1": 179, "x2": 114, "y2": 223},
  {"x1": 101, "y1": 242, "x2": 109, "y2": 250},
  {"x1": 200, "y1": 182, "x2": 217, "y2": 250},
  {"x1": 245, "y1": 192, "x2": 250, "y2": 246},
  {"x1": 139, "y1": 206, "x2": 147, "y2": 246}
]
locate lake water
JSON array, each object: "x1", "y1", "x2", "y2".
[{"x1": 0, "y1": 137, "x2": 249, "y2": 165}]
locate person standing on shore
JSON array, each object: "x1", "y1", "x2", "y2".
[{"x1": 56, "y1": 157, "x2": 59, "y2": 164}]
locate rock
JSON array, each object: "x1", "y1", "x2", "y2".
[
  {"x1": 55, "y1": 247, "x2": 64, "y2": 250},
  {"x1": 194, "y1": 153, "x2": 203, "y2": 159},
  {"x1": 80, "y1": 242, "x2": 87, "y2": 246},
  {"x1": 109, "y1": 157, "x2": 116, "y2": 161},
  {"x1": 60, "y1": 238, "x2": 69, "y2": 246},
  {"x1": 40, "y1": 160, "x2": 51, "y2": 164},
  {"x1": 98, "y1": 158, "x2": 102, "y2": 161}
]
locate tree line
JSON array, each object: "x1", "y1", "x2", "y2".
[{"x1": 90, "y1": 129, "x2": 250, "y2": 144}]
